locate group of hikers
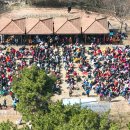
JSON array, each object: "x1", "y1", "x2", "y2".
[
  {"x1": 62, "y1": 42, "x2": 130, "y2": 101},
  {"x1": 0, "y1": 35, "x2": 129, "y2": 109},
  {"x1": 0, "y1": 41, "x2": 62, "y2": 109},
  {"x1": 84, "y1": 44, "x2": 130, "y2": 101},
  {"x1": 3, "y1": 32, "x2": 127, "y2": 46}
]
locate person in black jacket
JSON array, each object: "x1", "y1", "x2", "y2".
[
  {"x1": 68, "y1": 2, "x2": 72, "y2": 13},
  {"x1": 68, "y1": 6, "x2": 71, "y2": 13}
]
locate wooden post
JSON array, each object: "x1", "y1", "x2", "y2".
[
  {"x1": 2, "y1": 35, "x2": 4, "y2": 44},
  {"x1": 2, "y1": 35, "x2": 4, "y2": 43},
  {"x1": 104, "y1": 35, "x2": 105, "y2": 44},
  {"x1": 21, "y1": 35, "x2": 22, "y2": 45},
  {"x1": 0, "y1": 35, "x2": 1, "y2": 44},
  {"x1": 53, "y1": 22, "x2": 54, "y2": 35},
  {"x1": 85, "y1": 35, "x2": 86, "y2": 44}
]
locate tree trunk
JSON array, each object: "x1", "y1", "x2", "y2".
[{"x1": 120, "y1": 21, "x2": 123, "y2": 33}]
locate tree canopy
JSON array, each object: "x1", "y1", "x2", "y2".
[
  {"x1": 0, "y1": 120, "x2": 17, "y2": 130},
  {"x1": 21, "y1": 102, "x2": 120, "y2": 130},
  {"x1": 0, "y1": 104, "x2": 120, "y2": 130},
  {"x1": 10, "y1": 65, "x2": 125, "y2": 130},
  {"x1": 12, "y1": 65, "x2": 56, "y2": 120}
]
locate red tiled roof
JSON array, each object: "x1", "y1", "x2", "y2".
[
  {"x1": 0, "y1": 17, "x2": 109, "y2": 35},
  {"x1": 96, "y1": 17, "x2": 109, "y2": 30},
  {"x1": 54, "y1": 17, "x2": 81, "y2": 34},
  {"x1": 0, "y1": 18, "x2": 25, "y2": 34},
  {"x1": 84, "y1": 20, "x2": 109, "y2": 34},
  {"x1": 0, "y1": 17, "x2": 11, "y2": 32},
  {"x1": 53, "y1": 18, "x2": 67, "y2": 33},
  {"x1": 13, "y1": 18, "x2": 26, "y2": 33},
  {"x1": 26, "y1": 18, "x2": 53, "y2": 34},
  {"x1": 26, "y1": 18, "x2": 39, "y2": 33},
  {"x1": 41, "y1": 18, "x2": 53, "y2": 32},
  {"x1": 68, "y1": 17, "x2": 81, "y2": 31},
  {"x1": 81, "y1": 17, "x2": 95, "y2": 32}
]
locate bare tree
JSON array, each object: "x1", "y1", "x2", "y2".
[
  {"x1": 102, "y1": 0, "x2": 130, "y2": 32},
  {"x1": 113, "y1": 0, "x2": 130, "y2": 32}
]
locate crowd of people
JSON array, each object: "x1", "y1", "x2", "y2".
[
  {"x1": 3, "y1": 32, "x2": 127, "y2": 46},
  {"x1": 86, "y1": 32, "x2": 128, "y2": 45},
  {"x1": 85, "y1": 44, "x2": 130, "y2": 101},
  {"x1": 0, "y1": 42, "x2": 62, "y2": 109},
  {"x1": 62, "y1": 43, "x2": 130, "y2": 101},
  {"x1": 0, "y1": 38, "x2": 129, "y2": 109}
]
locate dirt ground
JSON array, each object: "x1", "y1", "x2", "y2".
[
  {"x1": 0, "y1": 7, "x2": 99, "y2": 18},
  {"x1": 1, "y1": 6, "x2": 130, "y2": 31}
]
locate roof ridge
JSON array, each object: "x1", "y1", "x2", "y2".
[
  {"x1": 40, "y1": 17, "x2": 53, "y2": 21},
  {"x1": 96, "y1": 17, "x2": 107, "y2": 21},
  {"x1": 13, "y1": 17, "x2": 26, "y2": 21},
  {"x1": 68, "y1": 17, "x2": 80, "y2": 21}
]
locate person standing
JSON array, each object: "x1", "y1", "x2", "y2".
[
  {"x1": 2, "y1": 99, "x2": 7, "y2": 108},
  {"x1": 0, "y1": 103, "x2": 2, "y2": 109},
  {"x1": 68, "y1": 1, "x2": 72, "y2": 13}
]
